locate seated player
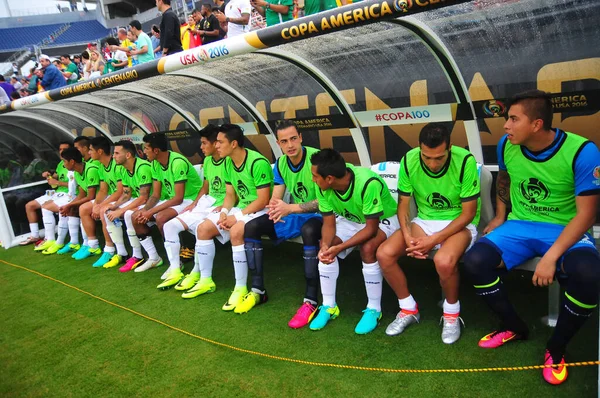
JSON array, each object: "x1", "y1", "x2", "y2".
[
  {"x1": 376, "y1": 123, "x2": 480, "y2": 344},
  {"x1": 185, "y1": 124, "x2": 273, "y2": 311},
  {"x1": 241, "y1": 120, "x2": 322, "y2": 327},
  {"x1": 157, "y1": 125, "x2": 227, "y2": 289},
  {"x1": 463, "y1": 90, "x2": 600, "y2": 385},
  {"x1": 131, "y1": 133, "x2": 203, "y2": 273},
  {"x1": 72, "y1": 137, "x2": 124, "y2": 266},
  {"x1": 309, "y1": 149, "x2": 398, "y2": 334}
]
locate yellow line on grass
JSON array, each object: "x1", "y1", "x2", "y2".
[{"x1": 1, "y1": 259, "x2": 598, "y2": 374}]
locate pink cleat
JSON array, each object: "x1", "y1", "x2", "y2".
[
  {"x1": 543, "y1": 349, "x2": 568, "y2": 385},
  {"x1": 288, "y1": 302, "x2": 317, "y2": 329},
  {"x1": 119, "y1": 256, "x2": 144, "y2": 273},
  {"x1": 478, "y1": 330, "x2": 525, "y2": 349}
]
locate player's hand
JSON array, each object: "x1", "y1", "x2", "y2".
[
  {"x1": 406, "y1": 235, "x2": 436, "y2": 259},
  {"x1": 404, "y1": 233, "x2": 424, "y2": 259},
  {"x1": 215, "y1": 11, "x2": 226, "y2": 22},
  {"x1": 136, "y1": 210, "x2": 152, "y2": 224},
  {"x1": 219, "y1": 215, "x2": 237, "y2": 230},
  {"x1": 267, "y1": 199, "x2": 290, "y2": 223},
  {"x1": 91, "y1": 204, "x2": 102, "y2": 220},
  {"x1": 484, "y1": 216, "x2": 504, "y2": 235},
  {"x1": 183, "y1": 202, "x2": 197, "y2": 213},
  {"x1": 59, "y1": 204, "x2": 70, "y2": 216},
  {"x1": 212, "y1": 206, "x2": 223, "y2": 213},
  {"x1": 318, "y1": 244, "x2": 333, "y2": 264},
  {"x1": 319, "y1": 245, "x2": 340, "y2": 264},
  {"x1": 42, "y1": 171, "x2": 51, "y2": 178},
  {"x1": 532, "y1": 255, "x2": 556, "y2": 287},
  {"x1": 47, "y1": 177, "x2": 59, "y2": 186},
  {"x1": 106, "y1": 209, "x2": 122, "y2": 221}
]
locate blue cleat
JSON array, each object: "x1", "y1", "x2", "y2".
[
  {"x1": 92, "y1": 252, "x2": 113, "y2": 268},
  {"x1": 73, "y1": 246, "x2": 102, "y2": 261},
  {"x1": 57, "y1": 243, "x2": 80, "y2": 255},
  {"x1": 354, "y1": 308, "x2": 382, "y2": 335},
  {"x1": 72, "y1": 245, "x2": 89, "y2": 259},
  {"x1": 309, "y1": 305, "x2": 340, "y2": 331}
]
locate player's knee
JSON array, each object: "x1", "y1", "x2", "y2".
[
  {"x1": 463, "y1": 242, "x2": 499, "y2": 279},
  {"x1": 301, "y1": 219, "x2": 321, "y2": 245},
  {"x1": 196, "y1": 221, "x2": 212, "y2": 240},
  {"x1": 25, "y1": 200, "x2": 37, "y2": 211},
  {"x1": 360, "y1": 241, "x2": 379, "y2": 263},
  {"x1": 163, "y1": 219, "x2": 183, "y2": 239},
  {"x1": 230, "y1": 222, "x2": 245, "y2": 242},
  {"x1": 564, "y1": 250, "x2": 600, "y2": 286},
  {"x1": 243, "y1": 219, "x2": 262, "y2": 240},
  {"x1": 434, "y1": 253, "x2": 459, "y2": 277}
]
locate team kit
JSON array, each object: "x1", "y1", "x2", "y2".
[{"x1": 20, "y1": 91, "x2": 600, "y2": 386}]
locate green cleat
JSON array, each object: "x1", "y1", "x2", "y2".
[
  {"x1": 234, "y1": 291, "x2": 269, "y2": 314},
  {"x1": 42, "y1": 242, "x2": 64, "y2": 255},
  {"x1": 157, "y1": 270, "x2": 184, "y2": 290},
  {"x1": 34, "y1": 240, "x2": 55, "y2": 252},
  {"x1": 182, "y1": 277, "x2": 216, "y2": 299},
  {"x1": 175, "y1": 272, "x2": 200, "y2": 291},
  {"x1": 221, "y1": 286, "x2": 248, "y2": 311},
  {"x1": 57, "y1": 243, "x2": 80, "y2": 255}
]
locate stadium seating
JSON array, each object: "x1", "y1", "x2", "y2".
[
  {"x1": 51, "y1": 21, "x2": 111, "y2": 45},
  {"x1": 0, "y1": 24, "x2": 64, "y2": 51}
]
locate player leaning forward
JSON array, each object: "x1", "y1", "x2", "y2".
[{"x1": 377, "y1": 123, "x2": 480, "y2": 344}]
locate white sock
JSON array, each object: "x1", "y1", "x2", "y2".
[
  {"x1": 105, "y1": 213, "x2": 127, "y2": 256},
  {"x1": 231, "y1": 244, "x2": 248, "y2": 288},
  {"x1": 398, "y1": 295, "x2": 418, "y2": 312},
  {"x1": 319, "y1": 258, "x2": 339, "y2": 307},
  {"x1": 104, "y1": 245, "x2": 115, "y2": 254},
  {"x1": 362, "y1": 261, "x2": 383, "y2": 312},
  {"x1": 81, "y1": 223, "x2": 88, "y2": 246},
  {"x1": 42, "y1": 209, "x2": 56, "y2": 240},
  {"x1": 124, "y1": 210, "x2": 142, "y2": 258},
  {"x1": 67, "y1": 217, "x2": 80, "y2": 244},
  {"x1": 88, "y1": 239, "x2": 99, "y2": 250},
  {"x1": 443, "y1": 299, "x2": 460, "y2": 315},
  {"x1": 140, "y1": 236, "x2": 159, "y2": 260},
  {"x1": 56, "y1": 215, "x2": 69, "y2": 245},
  {"x1": 196, "y1": 239, "x2": 215, "y2": 278},
  {"x1": 30, "y1": 223, "x2": 40, "y2": 238},
  {"x1": 164, "y1": 219, "x2": 184, "y2": 271}
]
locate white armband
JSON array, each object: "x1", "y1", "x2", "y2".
[
  {"x1": 234, "y1": 211, "x2": 245, "y2": 221},
  {"x1": 220, "y1": 208, "x2": 229, "y2": 216}
]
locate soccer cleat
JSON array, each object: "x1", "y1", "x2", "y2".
[
  {"x1": 309, "y1": 305, "x2": 340, "y2": 331},
  {"x1": 222, "y1": 286, "x2": 248, "y2": 311},
  {"x1": 234, "y1": 291, "x2": 269, "y2": 314},
  {"x1": 103, "y1": 254, "x2": 123, "y2": 269},
  {"x1": 355, "y1": 308, "x2": 382, "y2": 335},
  {"x1": 543, "y1": 350, "x2": 568, "y2": 385},
  {"x1": 157, "y1": 270, "x2": 184, "y2": 290},
  {"x1": 42, "y1": 242, "x2": 64, "y2": 255},
  {"x1": 72, "y1": 245, "x2": 89, "y2": 259},
  {"x1": 181, "y1": 277, "x2": 216, "y2": 299},
  {"x1": 73, "y1": 246, "x2": 102, "y2": 260},
  {"x1": 20, "y1": 236, "x2": 43, "y2": 246},
  {"x1": 440, "y1": 314, "x2": 464, "y2": 344},
  {"x1": 179, "y1": 247, "x2": 195, "y2": 263},
  {"x1": 34, "y1": 240, "x2": 55, "y2": 252},
  {"x1": 385, "y1": 309, "x2": 420, "y2": 336},
  {"x1": 175, "y1": 272, "x2": 200, "y2": 291},
  {"x1": 160, "y1": 265, "x2": 184, "y2": 280},
  {"x1": 288, "y1": 302, "x2": 317, "y2": 329},
  {"x1": 57, "y1": 243, "x2": 80, "y2": 255},
  {"x1": 478, "y1": 330, "x2": 525, "y2": 349},
  {"x1": 92, "y1": 252, "x2": 114, "y2": 268},
  {"x1": 134, "y1": 257, "x2": 163, "y2": 273},
  {"x1": 119, "y1": 256, "x2": 144, "y2": 273}
]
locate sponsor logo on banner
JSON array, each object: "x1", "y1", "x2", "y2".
[
  {"x1": 551, "y1": 94, "x2": 588, "y2": 109},
  {"x1": 393, "y1": 0, "x2": 411, "y2": 12},
  {"x1": 482, "y1": 100, "x2": 506, "y2": 117},
  {"x1": 354, "y1": 104, "x2": 453, "y2": 127},
  {"x1": 59, "y1": 70, "x2": 140, "y2": 97},
  {"x1": 180, "y1": 49, "x2": 209, "y2": 65},
  {"x1": 112, "y1": 134, "x2": 144, "y2": 144}
]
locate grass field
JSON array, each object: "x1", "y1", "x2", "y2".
[{"x1": 0, "y1": 237, "x2": 598, "y2": 397}]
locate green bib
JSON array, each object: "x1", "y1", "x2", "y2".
[
  {"x1": 75, "y1": 162, "x2": 100, "y2": 194},
  {"x1": 152, "y1": 152, "x2": 203, "y2": 201},
  {"x1": 203, "y1": 156, "x2": 227, "y2": 207},
  {"x1": 276, "y1": 146, "x2": 319, "y2": 204},
  {"x1": 121, "y1": 158, "x2": 153, "y2": 198},
  {"x1": 504, "y1": 131, "x2": 588, "y2": 225},
  {"x1": 55, "y1": 160, "x2": 69, "y2": 193},
  {"x1": 225, "y1": 149, "x2": 274, "y2": 210}
]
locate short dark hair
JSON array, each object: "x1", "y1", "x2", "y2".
[
  {"x1": 73, "y1": 136, "x2": 90, "y2": 147},
  {"x1": 202, "y1": 3, "x2": 212, "y2": 10},
  {"x1": 61, "y1": 54, "x2": 70, "y2": 60},
  {"x1": 192, "y1": 8, "x2": 201, "y2": 13},
  {"x1": 152, "y1": 25, "x2": 160, "y2": 34},
  {"x1": 0, "y1": 75, "x2": 5, "y2": 82},
  {"x1": 73, "y1": 55, "x2": 81, "y2": 59},
  {"x1": 90, "y1": 136, "x2": 112, "y2": 154},
  {"x1": 419, "y1": 123, "x2": 451, "y2": 150},
  {"x1": 199, "y1": 124, "x2": 219, "y2": 142},
  {"x1": 59, "y1": 140, "x2": 72, "y2": 148},
  {"x1": 81, "y1": 51, "x2": 90, "y2": 60},
  {"x1": 274, "y1": 120, "x2": 299, "y2": 138},
  {"x1": 10, "y1": 91, "x2": 20, "y2": 100},
  {"x1": 105, "y1": 37, "x2": 119, "y2": 46},
  {"x1": 115, "y1": 140, "x2": 137, "y2": 156},
  {"x1": 310, "y1": 148, "x2": 346, "y2": 179},
  {"x1": 162, "y1": 0, "x2": 172, "y2": 5},
  {"x1": 219, "y1": 124, "x2": 245, "y2": 147},
  {"x1": 61, "y1": 147, "x2": 83, "y2": 163},
  {"x1": 508, "y1": 90, "x2": 553, "y2": 130},
  {"x1": 129, "y1": 20, "x2": 142, "y2": 30},
  {"x1": 143, "y1": 133, "x2": 168, "y2": 151}
]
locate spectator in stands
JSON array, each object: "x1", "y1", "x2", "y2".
[
  {"x1": 33, "y1": 66, "x2": 44, "y2": 92},
  {"x1": 215, "y1": 0, "x2": 251, "y2": 38},
  {"x1": 0, "y1": 86, "x2": 9, "y2": 106},
  {"x1": 60, "y1": 55, "x2": 78, "y2": 84},
  {"x1": 80, "y1": 51, "x2": 91, "y2": 80},
  {"x1": 157, "y1": 0, "x2": 183, "y2": 56},
  {"x1": 89, "y1": 50, "x2": 106, "y2": 78},
  {"x1": 39, "y1": 54, "x2": 66, "y2": 90},
  {"x1": 10, "y1": 76, "x2": 23, "y2": 91},
  {"x1": 20, "y1": 76, "x2": 29, "y2": 88},
  {"x1": 151, "y1": 25, "x2": 162, "y2": 58},
  {"x1": 11, "y1": 63, "x2": 19, "y2": 76},
  {"x1": 10, "y1": 91, "x2": 20, "y2": 100},
  {"x1": 52, "y1": 59, "x2": 64, "y2": 70},
  {"x1": 252, "y1": 0, "x2": 293, "y2": 27},
  {"x1": 192, "y1": 4, "x2": 221, "y2": 44},
  {"x1": 28, "y1": 67, "x2": 39, "y2": 93},
  {"x1": 0, "y1": 75, "x2": 16, "y2": 98},
  {"x1": 105, "y1": 37, "x2": 128, "y2": 71},
  {"x1": 128, "y1": 20, "x2": 155, "y2": 64},
  {"x1": 73, "y1": 55, "x2": 83, "y2": 78},
  {"x1": 117, "y1": 28, "x2": 133, "y2": 67}
]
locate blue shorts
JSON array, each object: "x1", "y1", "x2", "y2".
[
  {"x1": 479, "y1": 220, "x2": 598, "y2": 270},
  {"x1": 273, "y1": 213, "x2": 322, "y2": 243}
]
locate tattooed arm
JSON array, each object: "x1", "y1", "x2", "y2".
[{"x1": 484, "y1": 170, "x2": 510, "y2": 234}]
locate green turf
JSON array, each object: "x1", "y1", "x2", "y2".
[{"x1": 0, "y1": 240, "x2": 598, "y2": 397}]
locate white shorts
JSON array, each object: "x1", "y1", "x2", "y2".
[
  {"x1": 412, "y1": 217, "x2": 478, "y2": 251},
  {"x1": 335, "y1": 215, "x2": 400, "y2": 259},
  {"x1": 205, "y1": 208, "x2": 267, "y2": 244},
  {"x1": 35, "y1": 191, "x2": 72, "y2": 207},
  {"x1": 176, "y1": 195, "x2": 218, "y2": 236}
]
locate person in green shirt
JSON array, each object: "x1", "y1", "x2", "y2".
[
  {"x1": 60, "y1": 55, "x2": 78, "y2": 84},
  {"x1": 132, "y1": 132, "x2": 203, "y2": 273},
  {"x1": 252, "y1": 0, "x2": 293, "y2": 26},
  {"x1": 377, "y1": 123, "x2": 480, "y2": 345},
  {"x1": 20, "y1": 141, "x2": 74, "y2": 248},
  {"x1": 185, "y1": 124, "x2": 273, "y2": 312},
  {"x1": 309, "y1": 148, "x2": 398, "y2": 335},
  {"x1": 72, "y1": 136, "x2": 125, "y2": 266}
]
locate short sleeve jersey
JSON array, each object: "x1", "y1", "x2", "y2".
[
  {"x1": 152, "y1": 151, "x2": 203, "y2": 201},
  {"x1": 135, "y1": 32, "x2": 155, "y2": 64},
  {"x1": 265, "y1": 0, "x2": 293, "y2": 26},
  {"x1": 98, "y1": 158, "x2": 123, "y2": 196},
  {"x1": 75, "y1": 161, "x2": 100, "y2": 194},
  {"x1": 121, "y1": 158, "x2": 153, "y2": 198},
  {"x1": 317, "y1": 164, "x2": 397, "y2": 223},
  {"x1": 224, "y1": 148, "x2": 273, "y2": 209},
  {"x1": 203, "y1": 155, "x2": 227, "y2": 207},
  {"x1": 224, "y1": 0, "x2": 252, "y2": 37},
  {"x1": 274, "y1": 146, "x2": 319, "y2": 204},
  {"x1": 55, "y1": 160, "x2": 69, "y2": 193},
  {"x1": 497, "y1": 129, "x2": 600, "y2": 225},
  {"x1": 398, "y1": 145, "x2": 481, "y2": 225}
]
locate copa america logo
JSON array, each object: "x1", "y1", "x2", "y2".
[
  {"x1": 198, "y1": 48, "x2": 209, "y2": 62},
  {"x1": 482, "y1": 100, "x2": 506, "y2": 117},
  {"x1": 393, "y1": 0, "x2": 410, "y2": 13}
]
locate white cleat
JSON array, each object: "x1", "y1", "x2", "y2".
[
  {"x1": 134, "y1": 257, "x2": 163, "y2": 273},
  {"x1": 440, "y1": 315, "x2": 464, "y2": 344}
]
